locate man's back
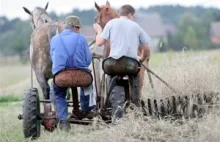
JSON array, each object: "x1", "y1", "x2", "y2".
[
  {"x1": 101, "y1": 17, "x2": 151, "y2": 60},
  {"x1": 50, "y1": 29, "x2": 92, "y2": 75}
]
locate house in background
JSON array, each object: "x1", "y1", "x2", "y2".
[
  {"x1": 164, "y1": 24, "x2": 176, "y2": 35},
  {"x1": 210, "y1": 22, "x2": 220, "y2": 47},
  {"x1": 135, "y1": 12, "x2": 167, "y2": 51}
]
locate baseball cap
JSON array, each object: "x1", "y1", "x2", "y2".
[{"x1": 65, "y1": 16, "x2": 81, "y2": 27}]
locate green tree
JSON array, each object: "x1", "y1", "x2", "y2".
[
  {"x1": 184, "y1": 26, "x2": 199, "y2": 50},
  {"x1": 169, "y1": 12, "x2": 214, "y2": 50},
  {"x1": 0, "y1": 18, "x2": 31, "y2": 56}
]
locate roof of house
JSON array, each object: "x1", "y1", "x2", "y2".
[
  {"x1": 210, "y1": 22, "x2": 220, "y2": 37},
  {"x1": 164, "y1": 24, "x2": 176, "y2": 35},
  {"x1": 135, "y1": 12, "x2": 166, "y2": 38}
]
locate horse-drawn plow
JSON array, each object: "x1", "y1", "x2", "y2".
[
  {"x1": 18, "y1": 54, "x2": 220, "y2": 139},
  {"x1": 18, "y1": 2, "x2": 220, "y2": 140}
]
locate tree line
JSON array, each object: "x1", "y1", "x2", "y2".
[
  {"x1": 0, "y1": 5, "x2": 220, "y2": 58},
  {"x1": 143, "y1": 5, "x2": 220, "y2": 51}
]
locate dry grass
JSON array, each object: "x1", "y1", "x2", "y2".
[
  {"x1": 143, "y1": 50, "x2": 220, "y2": 99},
  {"x1": 0, "y1": 50, "x2": 220, "y2": 142},
  {"x1": 0, "y1": 57, "x2": 40, "y2": 96},
  {"x1": 1, "y1": 104, "x2": 220, "y2": 142}
]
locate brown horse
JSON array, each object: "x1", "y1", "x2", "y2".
[
  {"x1": 94, "y1": 1, "x2": 148, "y2": 91},
  {"x1": 23, "y1": 2, "x2": 52, "y2": 30}
]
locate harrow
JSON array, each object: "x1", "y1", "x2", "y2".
[
  {"x1": 141, "y1": 92, "x2": 219, "y2": 119},
  {"x1": 141, "y1": 64, "x2": 220, "y2": 119}
]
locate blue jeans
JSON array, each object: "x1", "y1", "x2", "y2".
[{"x1": 50, "y1": 83, "x2": 94, "y2": 121}]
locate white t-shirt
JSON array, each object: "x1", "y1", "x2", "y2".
[{"x1": 101, "y1": 17, "x2": 151, "y2": 60}]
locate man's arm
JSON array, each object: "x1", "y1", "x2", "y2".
[
  {"x1": 139, "y1": 43, "x2": 150, "y2": 63},
  {"x1": 139, "y1": 27, "x2": 151, "y2": 63},
  {"x1": 93, "y1": 23, "x2": 105, "y2": 46},
  {"x1": 93, "y1": 23, "x2": 111, "y2": 46}
]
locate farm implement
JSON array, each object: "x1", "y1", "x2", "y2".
[{"x1": 18, "y1": 55, "x2": 219, "y2": 139}]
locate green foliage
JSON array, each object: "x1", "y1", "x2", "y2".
[
  {"x1": 0, "y1": 5, "x2": 220, "y2": 56},
  {"x1": 175, "y1": 12, "x2": 200, "y2": 50},
  {"x1": 0, "y1": 17, "x2": 31, "y2": 56},
  {"x1": 140, "y1": 5, "x2": 220, "y2": 51},
  {"x1": 0, "y1": 95, "x2": 21, "y2": 103},
  {"x1": 184, "y1": 26, "x2": 199, "y2": 49},
  {"x1": 141, "y1": 5, "x2": 220, "y2": 24},
  {"x1": 71, "y1": 9, "x2": 96, "y2": 25},
  {"x1": 166, "y1": 12, "x2": 217, "y2": 51},
  {"x1": 158, "y1": 38, "x2": 169, "y2": 52}
]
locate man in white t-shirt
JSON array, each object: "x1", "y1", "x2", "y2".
[{"x1": 93, "y1": 4, "x2": 151, "y2": 118}]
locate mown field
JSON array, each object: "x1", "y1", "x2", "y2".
[{"x1": 0, "y1": 49, "x2": 220, "y2": 142}]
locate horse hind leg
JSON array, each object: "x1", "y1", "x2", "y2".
[{"x1": 36, "y1": 72, "x2": 50, "y2": 99}]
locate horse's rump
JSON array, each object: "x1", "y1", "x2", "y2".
[{"x1": 30, "y1": 21, "x2": 64, "y2": 78}]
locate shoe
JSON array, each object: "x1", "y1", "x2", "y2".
[
  {"x1": 85, "y1": 111, "x2": 96, "y2": 119},
  {"x1": 81, "y1": 110, "x2": 96, "y2": 119},
  {"x1": 59, "y1": 120, "x2": 71, "y2": 132}
]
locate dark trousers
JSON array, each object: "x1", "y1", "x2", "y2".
[{"x1": 109, "y1": 74, "x2": 141, "y2": 118}]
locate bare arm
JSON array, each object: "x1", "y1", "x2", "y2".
[
  {"x1": 95, "y1": 30, "x2": 105, "y2": 46},
  {"x1": 139, "y1": 43, "x2": 150, "y2": 63},
  {"x1": 138, "y1": 26, "x2": 151, "y2": 63},
  {"x1": 93, "y1": 23, "x2": 105, "y2": 46},
  {"x1": 93, "y1": 23, "x2": 112, "y2": 47}
]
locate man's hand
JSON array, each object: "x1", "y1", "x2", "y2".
[
  {"x1": 138, "y1": 56, "x2": 143, "y2": 63},
  {"x1": 93, "y1": 23, "x2": 102, "y2": 34},
  {"x1": 139, "y1": 43, "x2": 150, "y2": 64},
  {"x1": 93, "y1": 23, "x2": 105, "y2": 46}
]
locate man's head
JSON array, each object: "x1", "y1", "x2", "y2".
[
  {"x1": 64, "y1": 16, "x2": 81, "y2": 33},
  {"x1": 119, "y1": 5, "x2": 135, "y2": 20}
]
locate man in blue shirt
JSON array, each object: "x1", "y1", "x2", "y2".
[{"x1": 50, "y1": 16, "x2": 94, "y2": 131}]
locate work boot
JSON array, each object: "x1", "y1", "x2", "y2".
[
  {"x1": 59, "y1": 120, "x2": 71, "y2": 132},
  {"x1": 81, "y1": 110, "x2": 96, "y2": 119},
  {"x1": 85, "y1": 111, "x2": 97, "y2": 119}
]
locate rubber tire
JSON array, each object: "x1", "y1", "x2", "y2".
[{"x1": 23, "y1": 88, "x2": 41, "y2": 139}]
